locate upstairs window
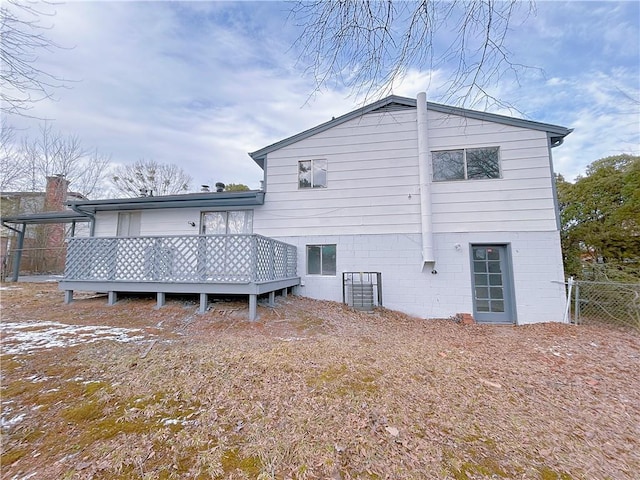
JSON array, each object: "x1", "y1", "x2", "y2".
[
  {"x1": 201, "y1": 210, "x2": 253, "y2": 234},
  {"x1": 299, "y1": 159, "x2": 327, "y2": 189},
  {"x1": 432, "y1": 147, "x2": 500, "y2": 181}
]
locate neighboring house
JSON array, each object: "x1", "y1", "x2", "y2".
[
  {"x1": 1, "y1": 176, "x2": 87, "y2": 276},
  {"x1": 59, "y1": 93, "x2": 572, "y2": 324}
]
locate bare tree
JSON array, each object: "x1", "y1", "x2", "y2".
[
  {"x1": 111, "y1": 159, "x2": 192, "y2": 197},
  {"x1": 291, "y1": 0, "x2": 536, "y2": 108},
  {"x1": 1, "y1": 0, "x2": 66, "y2": 117},
  {"x1": 0, "y1": 122, "x2": 29, "y2": 190},
  {"x1": 7, "y1": 122, "x2": 111, "y2": 197}
]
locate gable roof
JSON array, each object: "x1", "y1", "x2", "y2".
[{"x1": 249, "y1": 95, "x2": 573, "y2": 169}]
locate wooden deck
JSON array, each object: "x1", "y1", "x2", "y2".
[{"x1": 59, "y1": 234, "x2": 300, "y2": 320}]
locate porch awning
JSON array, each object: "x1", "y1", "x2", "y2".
[
  {"x1": 66, "y1": 190, "x2": 265, "y2": 214},
  {"x1": 1, "y1": 210, "x2": 91, "y2": 226}
]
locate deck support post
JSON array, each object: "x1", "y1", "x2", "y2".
[
  {"x1": 281, "y1": 287, "x2": 287, "y2": 298},
  {"x1": 64, "y1": 290, "x2": 73, "y2": 304},
  {"x1": 249, "y1": 294, "x2": 257, "y2": 321},
  {"x1": 156, "y1": 292, "x2": 166, "y2": 308},
  {"x1": 268, "y1": 291, "x2": 276, "y2": 307},
  {"x1": 199, "y1": 293, "x2": 208, "y2": 314},
  {"x1": 108, "y1": 291, "x2": 117, "y2": 305}
]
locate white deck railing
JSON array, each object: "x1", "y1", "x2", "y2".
[{"x1": 64, "y1": 234, "x2": 297, "y2": 284}]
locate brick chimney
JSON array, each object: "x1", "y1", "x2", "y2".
[
  {"x1": 44, "y1": 174, "x2": 70, "y2": 273},
  {"x1": 45, "y1": 174, "x2": 70, "y2": 212}
]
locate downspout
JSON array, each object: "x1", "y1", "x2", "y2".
[
  {"x1": 70, "y1": 204, "x2": 95, "y2": 236},
  {"x1": 417, "y1": 92, "x2": 435, "y2": 264}
]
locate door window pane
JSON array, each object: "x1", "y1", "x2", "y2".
[
  {"x1": 489, "y1": 287, "x2": 504, "y2": 299},
  {"x1": 473, "y1": 261, "x2": 487, "y2": 273},
  {"x1": 474, "y1": 274, "x2": 488, "y2": 286},
  {"x1": 117, "y1": 212, "x2": 141, "y2": 237},
  {"x1": 473, "y1": 248, "x2": 486, "y2": 260},
  {"x1": 475, "y1": 287, "x2": 489, "y2": 299},
  {"x1": 202, "y1": 211, "x2": 253, "y2": 234},
  {"x1": 491, "y1": 300, "x2": 505, "y2": 312},
  {"x1": 476, "y1": 300, "x2": 490, "y2": 312},
  {"x1": 227, "y1": 211, "x2": 253, "y2": 234},
  {"x1": 489, "y1": 274, "x2": 503, "y2": 286},
  {"x1": 488, "y1": 261, "x2": 501, "y2": 273},
  {"x1": 202, "y1": 212, "x2": 226, "y2": 234}
]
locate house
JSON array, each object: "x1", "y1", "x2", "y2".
[
  {"x1": 58, "y1": 93, "x2": 572, "y2": 324},
  {"x1": 1, "y1": 175, "x2": 88, "y2": 278}
]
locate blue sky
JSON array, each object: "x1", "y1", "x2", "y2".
[{"x1": 5, "y1": 0, "x2": 639, "y2": 193}]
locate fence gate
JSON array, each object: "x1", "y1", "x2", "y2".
[{"x1": 570, "y1": 279, "x2": 640, "y2": 330}]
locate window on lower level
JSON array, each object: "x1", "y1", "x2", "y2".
[
  {"x1": 306, "y1": 244, "x2": 336, "y2": 275},
  {"x1": 201, "y1": 210, "x2": 253, "y2": 234},
  {"x1": 432, "y1": 147, "x2": 500, "y2": 181},
  {"x1": 299, "y1": 159, "x2": 327, "y2": 188}
]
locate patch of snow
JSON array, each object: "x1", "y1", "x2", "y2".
[
  {"x1": 11, "y1": 472, "x2": 38, "y2": 480},
  {"x1": 1, "y1": 321, "x2": 148, "y2": 355},
  {"x1": 1, "y1": 413, "x2": 26, "y2": 428},
  {"x1": 0, "y1": 286, "x2": 22, "y2": 291}
]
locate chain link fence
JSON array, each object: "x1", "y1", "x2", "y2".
[{"x1": 568, "y1": 279, "x2": 640, "y2": 330}]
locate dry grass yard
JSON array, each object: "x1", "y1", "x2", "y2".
[{"x1": 1, "y1": 282, "x2": 639, "y2": 479}]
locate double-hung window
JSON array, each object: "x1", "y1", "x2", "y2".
[
  {"x1": 201, "y1": 210, "x2": 253, "y2": 234},
  {"x1": 299, "y1": 159, "x2": 327, "y2": 189},
  {"x1": 432, "y1": 147, "x2": 500, "y2": 181},
  {"x1": 306, "y1": 244, "x2": 336, "y2": 275}
]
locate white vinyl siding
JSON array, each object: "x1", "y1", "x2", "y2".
[
  {"x1": 255, "y1": 108, "x2": 558, "y2": 236},
  {"x1": 255, "y1": 109, "x2": 420, "y2": 236}
]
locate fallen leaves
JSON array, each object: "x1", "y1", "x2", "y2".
[{"x1": 1, "y1": 282, "x2": 639, "y2": 480}]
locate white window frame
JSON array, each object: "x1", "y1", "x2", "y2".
[
  {"x1": 306, "y1": 244, "x2": 336, "y2": 276},
  {"x1": 432, "y1": 147, "x2": 501, "y2": 182},
  {"x1": 298, "y1": 159, "x2": 328, "y2": 189}
]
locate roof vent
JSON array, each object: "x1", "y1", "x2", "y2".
[
  {"x1": 201, "y1": 185, "x2": 210, "y2": 192},
  {"x1": 215, "y1": 182, "x2": 225, "y2": 193}
]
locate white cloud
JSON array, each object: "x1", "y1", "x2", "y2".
[{"x1": 4, "y1": 0, "x2": 639, "y2": 193}]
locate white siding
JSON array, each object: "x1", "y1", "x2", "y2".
[
  {"x1": 428, "y1": 111, "x2": 557, "y2": 233},
  {"x1": 254, "y1": 109, "x2": 421, "y2": 236},
  {"x1": 255, "y1": 107, "x2": 559, "y2": 237},
  {"x1": 93, "y1": 208, "x2": 209, "y2": 237}
]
